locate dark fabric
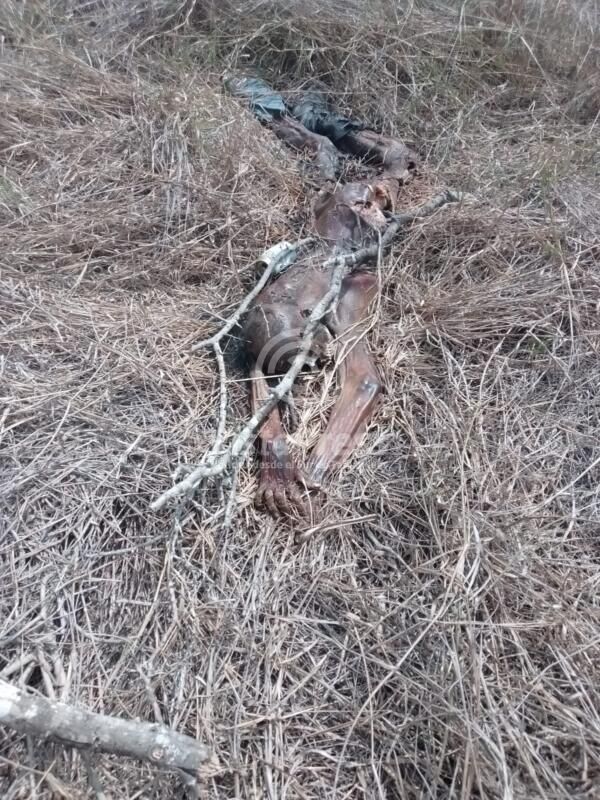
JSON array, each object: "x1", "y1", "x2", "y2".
[
  {"x1": 288, "y1": 92, "x2": 365, "y2": 143},
  {"x1": 225, "y1": 76, "x2": 287, "y2": 122},
  {"x1": 226, "y1": 77, "x2": 366, "y2": 144}
]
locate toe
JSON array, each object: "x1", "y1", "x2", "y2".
[
  {"x1": 274, "y1": 486, "x2": 292, "y2": 517},
  {"x1": 263, "y1": 487, "x2": 279, "y2": 517},
  {"x1": 288, "y1": 485, "x2": 309, "y2": 516},
  {"x1": 255, "y1": 485, "x2": 265, "y2": 508}
]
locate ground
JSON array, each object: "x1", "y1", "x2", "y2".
[{"x1": 1, "y1": 1, "x2": 600, "y2": 798}]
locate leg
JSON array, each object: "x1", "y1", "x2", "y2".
[
  {"x1": 225, "y1": 77, "x2": 340, "y2": 181},
  {"x1": 339, "y1": 130, "x2": 418, "y2": 176},
  {"x1": 250, "y1": 365, "x2": 314, "y2": 517},
  {"x1": 270, "y1": 117, "x2": 340, "y2": 181},
  {"x1": 339, "y1": 130, "x2": 419, "y2": 208},
  {"x1": 306, "y1": 272, "x2": 382, "y2": 485}
]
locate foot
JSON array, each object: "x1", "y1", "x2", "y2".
[{"x1": 256, "y1": 437, "x2": 318, "y2": 517}]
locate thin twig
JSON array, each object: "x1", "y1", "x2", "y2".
[
  {"x1": 137, "y1": 663, "x2": 164, "y2": 725},
  {"x1": 150, "y1": 191, "x2": 462, "y2": 512},
  {"x1": 222, "y1": 469, "x2": 240, "y2": 529},
  {"x1": 81, "y1": 751, "x2": 108, "y2": 800},
  {"x1": 191, "y1": 238, "x2": 313, "y2": 351},
  {"x1": 208, "y1": 340, "x2": 228, "y2": 464},
  {"x1": 0, "y1": 653, "x2": 36, "y2": 679}
]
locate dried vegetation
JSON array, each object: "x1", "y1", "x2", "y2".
[{"x1": 1, "y1": 1, "x2": 600, "y2": 797}]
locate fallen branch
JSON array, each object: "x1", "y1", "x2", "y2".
[
  {"x1": 0, "y1": 679, "x2": 217, "y2": 781},
  {"x1": 188, "y1": 239, "x2": 313, "y2": 485},
  {"x1": 150, "y1": 190, "x2": 463, "y2": 512}
]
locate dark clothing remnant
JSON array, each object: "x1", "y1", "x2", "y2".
[
  {"x1": 225, "y1": 76, "x2": 287, "y2": 122},
  {"x1": 226, "y1": 77, "x2": 364, "y2": 145},
  {"x1": 288, "y1": 91, "x2": 365, "y2": 144}
]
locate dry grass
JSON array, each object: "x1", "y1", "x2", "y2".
[{"x1": 1, "y1": 1, "x2": 600, "y2": 797}]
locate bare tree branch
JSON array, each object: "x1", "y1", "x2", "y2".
[
  {"x1": 206, "y1": 339, "x2": 228, "y2": 466},
  {"x1": 0, "y1": 679, "x2": 218, "y2": 781},
  {"x1": 150, "y1": 190, "x2": 463, "y2": 512}
]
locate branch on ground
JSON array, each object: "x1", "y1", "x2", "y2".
[
  {"x1": 150, "y1": 190, "x2": 464, "y2": 513},
  {"x1": 0, "y1": 679, "x2": 218, "y2": 782}
]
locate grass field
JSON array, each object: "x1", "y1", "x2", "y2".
[{"x1": 1, "y1": 1, "x2": 600, "y2": 797}]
